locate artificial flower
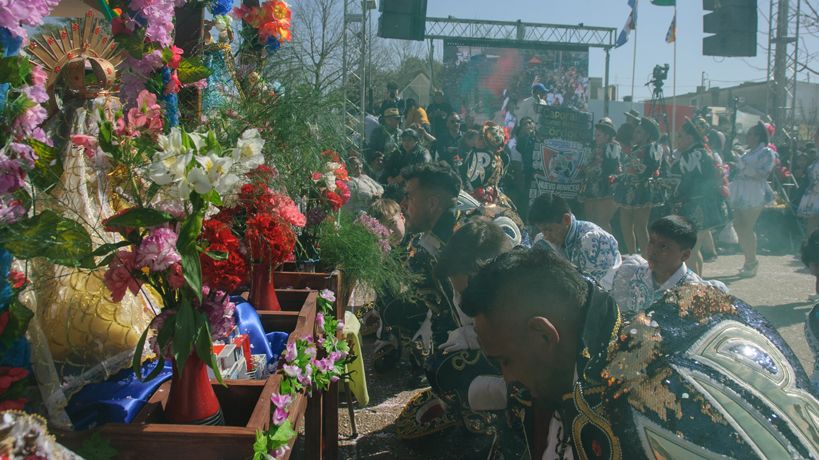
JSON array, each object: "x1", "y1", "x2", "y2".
[
  {"x1": 316, "y1": 312, "x2": 325, "y2": 331},
  {"x1": 270, "y1": 392, "x2": 292, "y2": 409},
  {"x1": 283, "y1": 342, "x2": 297, "y2": 363},
  {"x1": 0, "y1": 196, "x2": 25, "y2": 224},
  {"x1": 103, "y1": 250, "x2": 142, "y2": 302},
  {"x1": 70, "y1": 135, "x2": 99, "y2": 160},
  {"x1": 136, "y1": 227, "x2": 181, "y2": 272},
  {"x1": 319, "y1": 289, "x2": 336, "y2": 303},
  {"x1": 232, "y1": 128, "x2": 266, "y2": 171},
  {"x1": 0, "y1": 155, "x2": 25, "y2": 194},
  {"x1": 283, "y1": 364, "x2": 301, "y2": 379},
  {"x1": 167, "y1": 262, "x2": 185, "y2": 289},
  {"x1": 188, "y1": 153, "x2": 239, "y2": 196}
]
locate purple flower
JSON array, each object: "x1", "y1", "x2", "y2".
[
  {"x1": 319, "y1": 289, "x2": 336, "y2": 302},
  {"x1": 270, "y1": 393, "x2": 293, "y2": 409},
  {"x1": 316, "y1": 313, "x2": 325, "y2": 331},
  {"x1": 272, "y1": 446, "x2": 289, "y2": 459},
  {"x1": 314, "y1": 358, "x2": 333, "y2": 373},
  {"x1": 329, "y1": 351, "x2": 346, "y2": 364},
  {"x1": 283, "y1": 364, "x2": 301, "y2": 379},
  {"x1": 304, "y1": 345, "x2": 316, "y2": 359},
  {"x1": 336, "y1": 320, "x2": 345, "y2": 333},
  {"x1": 22, "y1": 84, "x2": 48, "y2": 104},
  {"x1": 330, "y1": 375, "x2": 340, "y2": 383},
  {"x1": 297, "y1": 364, "x2": 313, "y2": 387},
  {"x1": 0, "y1": 195, "x2": 25, "y2": 224},
  {"x1": 272, "y1": 406, "x2": 289, "y2": 425},
  {"x1": 9, "y1": 143, "x2": 36, "y2": 169},
  {"x1": 0, "y1": 156, "x2": 25, "y2": 194},
  {"x1": 198, "y1": 286, "x2": 236, "y2": 339},
  {"x1": 12, "y1": 105, "x2": 47, "y2": 137},
  {"x1": 283, "y1": 342, "x2": 297, "y2": 362},
  {"x1": 136, "y1": 227, "x2": 181, "y2": 271}
]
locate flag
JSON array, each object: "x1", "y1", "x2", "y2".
[
  {"x1": 665, "y1": 13, "x2": 676, "y2": 43},
  {"x1": 615, "y1": 0, "x2": 638, "y2": 48},
  {"x1": 651, "y1": 0, "x2": 675, "y2": 5}
]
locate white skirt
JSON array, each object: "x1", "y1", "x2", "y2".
[{"x1": 729, "y1": 178, "x2": 773, "y2": 210}]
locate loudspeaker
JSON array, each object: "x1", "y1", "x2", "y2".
[{"x1": 377, "y1": 0, "x2": 427, "y2": 41}]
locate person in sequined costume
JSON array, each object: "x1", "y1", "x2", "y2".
[{"x1": 462, "y1": 248, "x2": 819, "y2": 460}]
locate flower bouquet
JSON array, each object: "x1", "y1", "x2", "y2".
[
  {"x1": 202, "y1": 164, "x2": 306, "y2": 309},
  {"x1": 91, "y1": 102, "x2": 269, "y2": 423},
  {"x1": 297, "y1": 150, "x2": 350, "y2": 263}
]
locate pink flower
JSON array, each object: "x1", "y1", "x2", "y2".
[
  {"x1": 319, "y1": 289, "x2": 335, "y2": 302},
  {"x1": 329, "y1": 351, "x2": 346, "y2": 363},
  {"x1": 297, "y1": 364, "x2": 313, "y2": 386},
  {"x1": 314, "y1": 357, "x2": 333, "y2": 373},
  {"x1": 165, "y1": 71, "x2": 181, "y2": 95},
  {"x1": 336, "y1": 321, "x2": 345, "y2": 333},
  {"x1": 167, "y1": 262, "x2": 185, "y2": 289},
  {"x1": 198, "y1": 286, "x2": 235, "y2": 339},
  {"x1": 136, "y1": 227, "x2": 181, "y2": 271},
  {"x1": 9, "y1": 143, "x2": 36, "y2": 169},
  {"x1": 283, "y1": 342, "x2": 297, "y2": 362},
  {"x1": 316, "y1": 313, "x2": 325, "y2": 332},
  {"x1": 167, "y1": 45, "x2": 184, "y2": 69},
  {"x1": 272, "y1": 406, "x2": 289, "y2": 425},
  {"x1": 279, "y1": 203, "x2": 306, "y2": 228},
  {"x1": 30, "y1": 65, "x2": 47, "y2": 86},
  {"x1": 304, "y1": 345, "x2": 316, "y2": 359},
  {"x1": 270, "y1": 392, "x2": 292, "y2": 409},
  {"x1": 272, "y1": 446, "x2": 289, "y2": 459},
  {"x1": 0, "y1": 156, "x2": 25, "y2": 194},
  {"x1": 70, "y1": 135, "x2": 99, "y2": 160},
  {"x1": 283, "y1": 364, "x2": 301, "y2": 379},
  {"x1": 22, "y1": 84, "x2": 48, "y2": 104},
  {"x1": 104, "y1": 250, "x2": 142, "y2": 302},
  {"x1": 0, "y1": 195, "x2": 25, "y2": 224},
  {"x1": 12, "y1": 105, "x2": 47, "y2": 137}
]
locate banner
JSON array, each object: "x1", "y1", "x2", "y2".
[
  {"x1": 441, "y1": 40, "x2": 590, "y2": 126},
  {"x1": 528, "y1": 106, "x2": 594, "y2": 201}
]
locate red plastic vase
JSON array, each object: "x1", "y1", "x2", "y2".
[
  {"x1": 249, "y1": 262, "x2": 281, "y2": 311},
  {"x1": 165, "y1": 353, "x2": 224, "y2": 425}
]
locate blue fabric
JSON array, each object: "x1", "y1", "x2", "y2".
[
  {"x1": 66, "y1": 360, "x2": 173, "y2": 430},
  {"x1": 210, "y1": 0, "x2": 233, "y2": 15},
  {"x1": 231, "y1": 298, "x2": 289, "y2": 363},
  {"x1": 0, "y1": 248, "x2": 12, "y2": 307}
]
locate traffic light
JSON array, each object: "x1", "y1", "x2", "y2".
[
  {"x1": 702, "y1": 0, "x2": 757, "y2": 57},
  {"x1": 378, "y1": 0, "x2": 428, "y2": 41}
]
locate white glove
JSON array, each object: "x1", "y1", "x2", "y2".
[{"x1": 437, "y1": 326, "x2": 480, "y2": 353}]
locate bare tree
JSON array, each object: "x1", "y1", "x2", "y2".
[{"x1": 281, "y1": 0, "x2": 345, "y2": 93}]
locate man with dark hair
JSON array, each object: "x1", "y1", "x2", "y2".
[
  {"x1": 431, "y1": 112, "x2": 463, "y2": 167},
  {"x1": 462, "y1": 248, "x2": 819, "y2": 459},
  {"x1": 381, "y1": 128, "x2": 431, "y2": 184},
  {"x1": 375, "y1": 162, "x2": 461, "y2": 371},
  {"x1": 395, "y1": 219, "x2": 515, "y2": 442},
  {"x1": 611, "y1": 215, "x2": 727, "y2": 315},
  {"x1": 379, "y1": 81, "x2": 405, "y2": 116},
  {"x1": 528, "y1": 192, "x2": 620, "y2": 288}
]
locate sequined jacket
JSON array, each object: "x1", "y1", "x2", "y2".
[{"x1": 562, "y1": 285, "x2": 818, "y2": 460}]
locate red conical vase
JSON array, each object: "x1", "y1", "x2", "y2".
[
  {"x1": 165, "y1": 353, "x2": 224, "y2": 425},
  {"x1": 249, "y1": 262, "x2": 281, "y2": 311}
]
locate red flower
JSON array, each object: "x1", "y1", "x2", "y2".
[
  {"x1": 335, "y1": 180, "x2": 351, "y2": 204},
  {"x1": 591, "y1": 440, "x2": 603, "y2": 457},
  {"x1": 245, "y1": 213, "x2": 296, "y2": 265},
  {"x1": 200, "y1": 220, "x2": 248, "y2": 293},
  {"x1": 0, "y1": 367, "x2": 28, "y2": 394},
  {"x1": 324, "y1": 191, "x2": 344, "y2": 211},
  {"x1": 334, "y1": 165, "x2": 349, "y2": 181},
  {"x1": 8, "y1": 270, "x2": 26, "y2": 289},
  {"x1": 321, "y1": 149, "x2": 340, "y2": 162}
]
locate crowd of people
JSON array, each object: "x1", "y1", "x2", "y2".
[{"x1": 347, "y1": 83, "x2": 818, "y2": 458}]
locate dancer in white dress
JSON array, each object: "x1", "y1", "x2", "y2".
[{"x1": 728, "y1": 122, "x2": 776, "y2": 278}]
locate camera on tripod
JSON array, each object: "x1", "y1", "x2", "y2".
[{"x1": 647, "y1": 64, "x2": 670, "y2": 90}]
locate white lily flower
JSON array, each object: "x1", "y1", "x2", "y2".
[
  {"x1": 188, "y1": 153, "x2": 235, "y2": 195},
  {"x1": 233, "y1": 128, "x2": 265, "y2": 170},
  {"x1": 148, "y1": 150, "x2": 191, "y2": 186}
]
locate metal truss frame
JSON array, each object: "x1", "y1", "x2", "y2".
[{"x1": 341, "y1": 0, "x2": 370, "y2": 150}]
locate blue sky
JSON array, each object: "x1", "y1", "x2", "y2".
[{"x1": 425, "y1": 0, "x2": 811, "y2": 101}]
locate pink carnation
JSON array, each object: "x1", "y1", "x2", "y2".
[
  {"x1": 0, "y1": 156, "x2": 25, "y2": 194},
  {"x1": 167, "y1": 262, "x2": 185, "y2": 289},
  {"x1": 198, "y1": 286, "x2": 235, "y2": 339},
  {"x1": 104, "y1": 250, "x2": 142, "y2": 302},
  {"x1": 136, "y1": 227, "x2": 181, "y2": 271}
]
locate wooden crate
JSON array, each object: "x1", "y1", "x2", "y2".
[{"x1": 59, "y1": 291, "x2": 317, "y2": 460}]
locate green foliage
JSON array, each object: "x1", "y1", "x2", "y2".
[
  {"x1": 104, "y1": 208, "x2": 175, "y2": 229},
  {"x1": 0, "y1": 56, "x2": 32, "y2": 87},
  {"x1": 75, "y1": 433, "x2": 118, "y2": 460},
  {"x1": 0, "y1": 210, "x2": 94, "y2": 268},
  {"x1": 26, "y1": 139, "x2": 63, "y2": 191},
  {"x1": 0, "y1": 301, "x2": 34, "y2": 348},
  {"x1": 205, "y1": 78, "x2": 346, "y2": 199},
  {"x1": 317, "y1": 212, "x2": 418, "y2": 300},
  {"x1": 177, "y1": 56, "x2": 212, "y2": 84}
]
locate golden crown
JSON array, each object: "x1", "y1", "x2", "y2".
[{"x1": 26, "y1": 10, "x2": 125, "y2": 97}]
